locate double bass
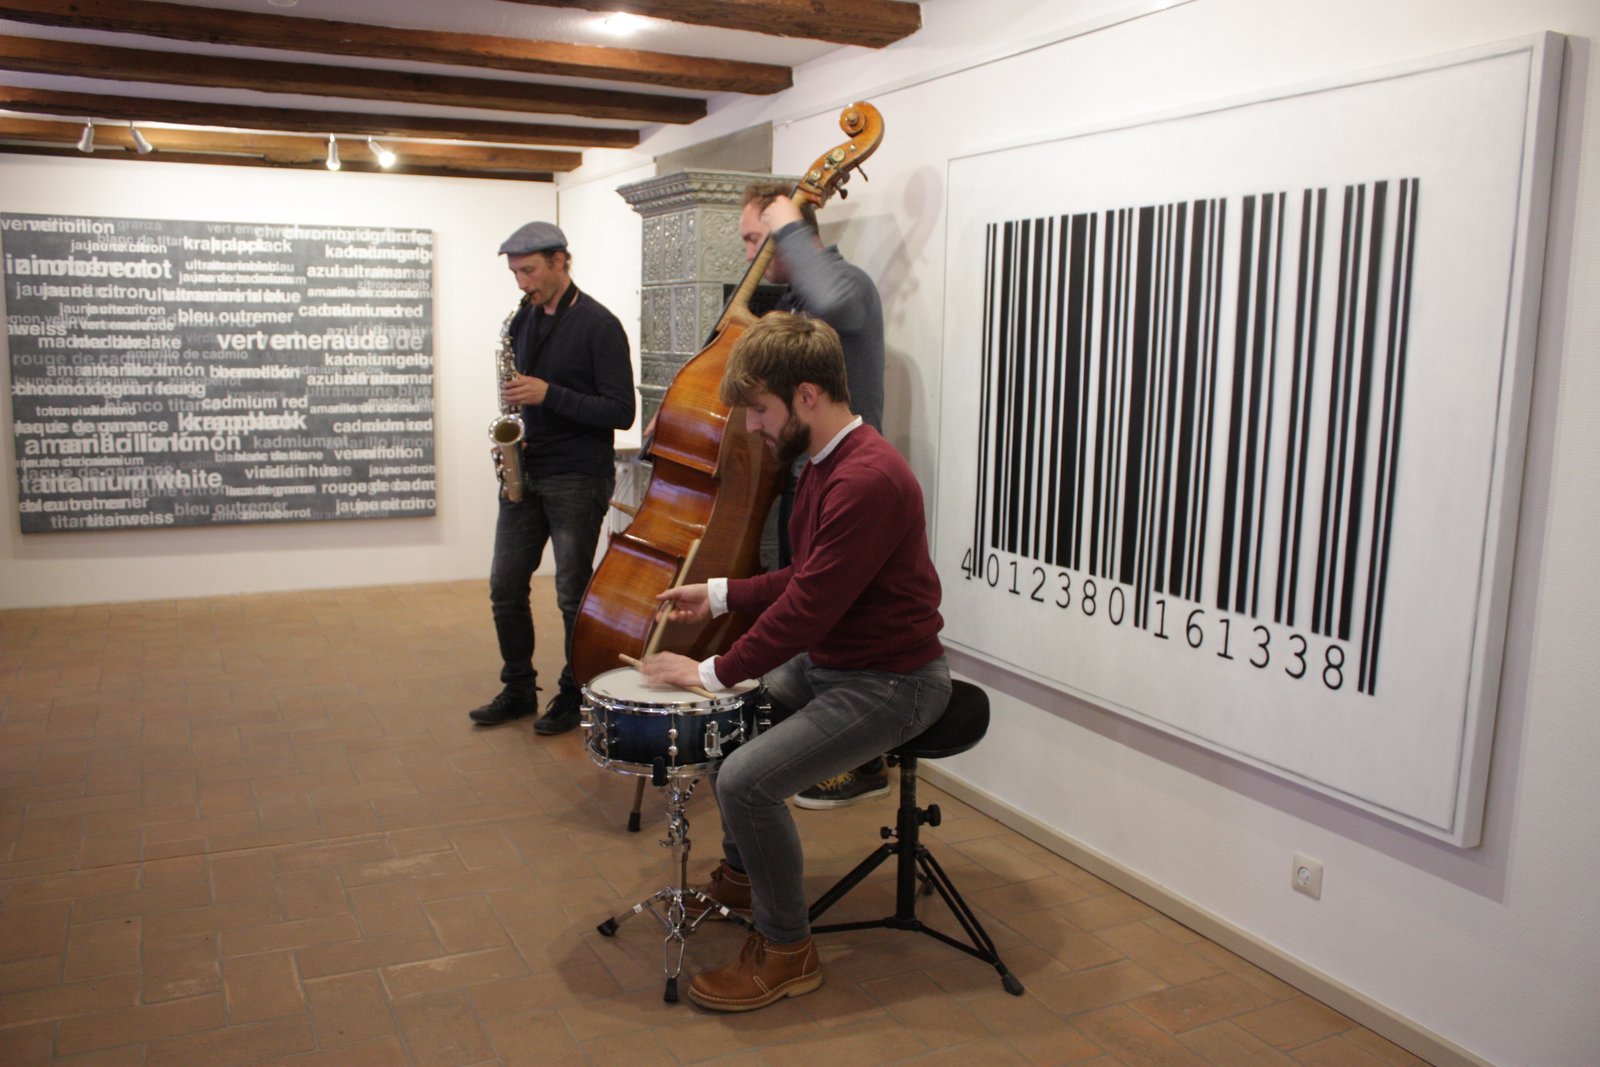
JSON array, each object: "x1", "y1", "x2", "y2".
[{"x1": 570, "y1": 102, "x2": 884, "y2": 687}]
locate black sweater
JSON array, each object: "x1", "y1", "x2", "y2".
[{"x1": 510, "y1": 288, "x2": 635, "y2": 478}]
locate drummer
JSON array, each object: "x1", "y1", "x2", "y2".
[{"x1": 641, "y1": 312, "x2": 951, "y2": 1013}]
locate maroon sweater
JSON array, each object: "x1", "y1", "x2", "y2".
[{"x1": 714, "y1": 425, "x2": 944, "y2": 685}]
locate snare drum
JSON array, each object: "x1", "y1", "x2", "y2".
[{"x1": 581, "y1": 666, "x2": 763, "y2": 778}]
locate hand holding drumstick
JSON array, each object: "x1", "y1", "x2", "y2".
[
  {"x1": 652, "y1": 582, "x2": 710, "y2": 624},
  {"x1": 630, "y1": 582, "x2": 716, "y2": 691}
]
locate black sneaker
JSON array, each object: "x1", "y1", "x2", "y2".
[
  {"x1": 468, "y1": 687, "x2": 536, "y2": 726},
  {"x1": 533, "y1": 689, "x2": 582, "y2": 736},
  {"x1": 793, "y1": 770, "x2": 890, "y2": 810}
]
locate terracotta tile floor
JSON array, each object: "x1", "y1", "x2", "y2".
[{"x1": 0, "y1": 579, "x2": 1433, "y2": 1066}]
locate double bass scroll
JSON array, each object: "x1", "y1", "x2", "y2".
[{"x1": 570, "y1": 102, "x2": 885, "y2": 688}]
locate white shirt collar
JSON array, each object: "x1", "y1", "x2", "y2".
[{"x1": 810, "y1": 415, "x2": 863, "y2": 463}]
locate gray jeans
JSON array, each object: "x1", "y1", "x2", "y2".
[{"x1": 714, "y1": 652, "x2": 951, "y2": 943}]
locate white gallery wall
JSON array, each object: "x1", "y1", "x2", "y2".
[
  {"x1": 555, "y1": 1, "x2": 1599, "y2": 1064},
  {"x1": 0, "y1": 156, "x2": 563, "y2": 608}
]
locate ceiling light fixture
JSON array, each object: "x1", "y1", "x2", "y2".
[
  {"x1": 76, "y1": 119, "x2": 95, "y2": 153},
  {"x1": 128, "y1": 121, "x2": 154, "y2": 155},
  {"x1": 367, "y1": 137, "x2": 397, "y2": 168},
  {"x1": 325, "y1": 134, "x2": 341, "y2": 171},
  {"x1": 597, "y1": 12, "x2": 646, "y2": 36}
]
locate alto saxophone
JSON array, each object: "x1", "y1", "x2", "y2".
[{"x1": 488, "y1": 295, "x2": 530, "y2": 502}]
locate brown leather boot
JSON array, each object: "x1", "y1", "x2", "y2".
[
  {"x1": 687, "y1": 861, "x2": 752, "y2": 922},
  {"x1": 687, "y1": 931, "x2": 821, "y2": 1012}
]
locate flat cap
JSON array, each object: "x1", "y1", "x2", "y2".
[{"x1": 498, "y1": 221, "x2": 568, "y2": 256}]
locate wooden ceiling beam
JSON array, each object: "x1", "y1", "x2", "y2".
[
  {"x1": 0, "y1": 85, "x2": 642, "y2": 149},
  {"x1": 0, "y1": 0, "x2": 792, "y2": 95},
  {"x1": 0, "y1": 35, "x2": 707, "y2": 124},
  {"x1": 520, "y1": 0, "x2": 922, "y2": 48},
  {"x1": 0, "y1": 142, "x2": 553, "y2": 181},
  {"x1": 0, "y1": 116, "x2": 581, "y2": 172}
]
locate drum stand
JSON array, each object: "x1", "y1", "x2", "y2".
[{"x1": 595, "y1": 772, "x2": 746, "y2": 1002}]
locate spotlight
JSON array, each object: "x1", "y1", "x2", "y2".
[
  {"x1": 598, "y1": 12, "x2": 646, "y2": 36},
  {"x1": 325, "y1": 135, "x2": 341, "y2": 171},
  {"x1": 367, "y1": 137, "x2": 396, "y2": 168},
  {"x1": 128, "y1": 121, "x2": 154, "y2": 155},
  {"x1": 76, "y1": 120, "x2": 94, "y2": 153}
]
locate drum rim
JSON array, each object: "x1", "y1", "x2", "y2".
[{"x1": 582, "y1": 672, "x2": 756, "y2": 716}]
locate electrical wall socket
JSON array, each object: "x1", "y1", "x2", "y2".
[{"x1": 1292, "y1": 853, "x2": 1324, "y2": 899}]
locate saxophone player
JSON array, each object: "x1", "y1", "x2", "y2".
[{"x1": 469, "y1": 222, "x2": 636, "y2": 735}]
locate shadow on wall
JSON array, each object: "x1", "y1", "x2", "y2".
[{"x1": 817, "y1": 164, "x2": 946, "y2": 452}]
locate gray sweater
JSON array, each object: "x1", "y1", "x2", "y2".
[{"x1": 771, "y1": 221, "x2": 885, "y2": 432}]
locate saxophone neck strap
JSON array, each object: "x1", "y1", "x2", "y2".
[{"x1": 517, "y1": 282, "x2": 580, "y2": 373}]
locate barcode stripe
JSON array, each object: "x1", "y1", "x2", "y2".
[
  {"x1": 987, "y1": 222, "x2": 1009, "y2": 553},
  {"x1": 1337, "y1": 180, "x2": 1389, "y2": 641},
  {"x1": 1119, "y1": 206, "x2": 1154, "y2": 586},
  {"x1": 1237, "y1": 194, "x2": 1271, "y2": 614},
  {"x1": 1015, "y1": 219, "x2": 1033, "y2": 558},
  {"x1": 1168, "y1": 201, "x2": 1204, "y2": 598},
  {"x1": 1141, "y1": 205, "x2": 1175, "y2": 625},
  {"x1": 973, "y1": 224, "x2": 997, "y2": 567},
  {"x1": 1139, "y1": 206, "x2": 1177, "y2": 627},
  {"x1": 1217, "y1": 194, "x2": 1257, "y2": 610},
  {"x1": 1113, "y1": 208, "x2": 1134, "y2": 580},
  {"x1": 1188, "y1": 199, "x2": 1222, "y2": 603},
  {"x1": 1073, "y1": 213, "x2": 1097, "y2": 571},
  {"x1": 1055, "y1": 215, "x2": 1081, "y2": 568},
  {"x1": 1091, "y1": 211, "x2": 1108, "y2": 575},
  {"x1": 1313, "y1": 186, "x2": 1356, "y2": 634},
  {"x1": 1007, "y1": 219, "x2": 1026, "y2": 555},
  {"x1": 1360, "y1": 178, "x2": 1419, "y2": 693},
  {"x1": 1248, "y1": 193, "x2": 1285, "y2": 619},
  {"x1": 1277, "y1": 187, "x2": 1324, "y2": 627}
]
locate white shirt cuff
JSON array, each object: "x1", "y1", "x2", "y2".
[
  {"x1": 698, "y1": 657, "x2": 727, "y2": 692},
  {"x1": 707, "y1": 577, "x2": 730, "y2": 617}
]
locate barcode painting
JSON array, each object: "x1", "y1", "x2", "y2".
[{"x1": 962, "y1": 180, "x2": 1420, "y2": 697}]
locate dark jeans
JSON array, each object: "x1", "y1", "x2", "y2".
[{"x1": 489, "y1": 470, "x2": 613, "y2": 699}]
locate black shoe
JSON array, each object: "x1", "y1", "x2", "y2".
[
  {"x1": 533, "y1": 689, "x2": 582, "y2": 736},
  {"x1": 468, "y1": 687, "x2": 536, "y2": 726},
  {"x1": 793, "y1": 770, "x2": 891, "y2": 810}
]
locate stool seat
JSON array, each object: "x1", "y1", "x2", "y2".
[{"x1": 893, "y1": 680, "x2": 989, "y2": 761}]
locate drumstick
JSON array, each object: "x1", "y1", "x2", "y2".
[
  {"x1": 618, "y1": 652, "x2": 720, "y2": 702},
  {"x1": 642, "y1": 536, "x2": 703, "y2": 658}
]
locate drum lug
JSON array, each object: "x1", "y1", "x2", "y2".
[{"x1": 704, "y1": 721, "x2": 723, "y2": 759}]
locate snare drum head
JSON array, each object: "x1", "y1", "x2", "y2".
[{"x1": 585, "y1": 666, "x2": 755, "y2": 707}]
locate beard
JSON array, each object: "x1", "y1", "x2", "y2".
[{"x1": 771, "y1": 414, "x2": 809, "y2": 466}]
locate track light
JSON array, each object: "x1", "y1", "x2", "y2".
[
  {"x1": 366, "y1": 137, "x2": 396, "y2": 168},
  {"x1": 128, "y1": 121, "x2": 153, "y2": 155},
  {"x1": 325, "y1": 135, "x2": 341, "y2": 171},
  {"x1": 76, "y1": 120, "x2": 94, "y2": 153}
]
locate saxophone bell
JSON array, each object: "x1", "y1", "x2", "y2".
[{"x1": 489, "y1": 412, "x2": 526, "y2": 503}]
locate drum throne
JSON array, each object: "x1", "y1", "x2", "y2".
[{"x1": 806, "y1": 680, "x2": 1026, "y2": 996}]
